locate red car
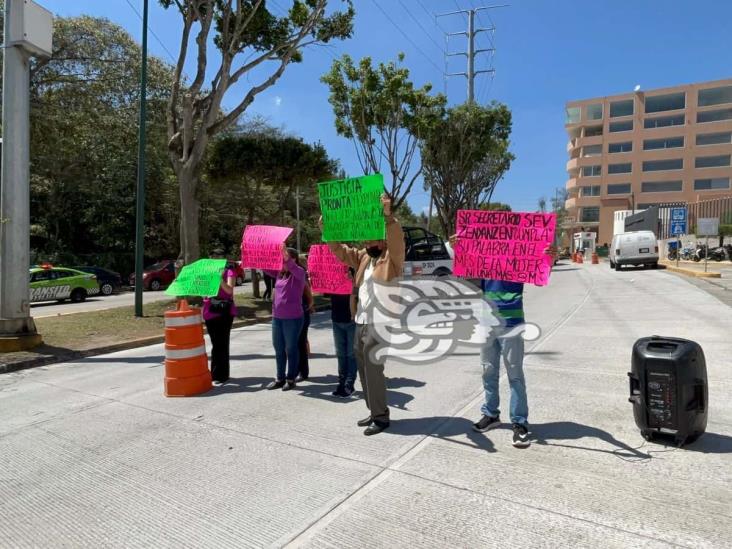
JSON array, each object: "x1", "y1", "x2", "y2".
[{"x1": 129, "y1": 260, "x2": 176, "y2": 291}]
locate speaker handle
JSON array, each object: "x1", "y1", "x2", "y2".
[{"x1": 628, "y1": 372, "x2": 641, "y2": 404}]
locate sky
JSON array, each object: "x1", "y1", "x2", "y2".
[{"x1": 39, "y1": 0, "x2": 732, "y2": 218}]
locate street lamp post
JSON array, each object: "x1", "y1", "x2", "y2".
[
  {"x1": 0, "y1": 0, "x2": 52, "y2": 351},
  {"x1": 134, "y1": 0, "x2": 149, "y2": 317}
]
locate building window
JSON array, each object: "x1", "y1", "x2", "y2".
[
  {"x1": 695, "y1": 154, "x2": 731, "y2": 168},
  {"x1": 608, "y1": 141, "x2": 632, "y2": 153},
  {"x1": 582, "y1": 144, "x2": 602, "y2": 157},
  {"x1": 586, "y1": 103, "x2": 603, "y2": 120},
  {"x1": 608, "y1": 162, "x2": 632, "y2": 174},
  {"x1": 584, "y1": 125, "x2": 603, "y2": 137},
  {"x1": 566, "y1": 106, "x2": 580, "y2": 124},
  {"x1": 644, "y1": 114, "x2": 685, "y2": 129},
  {"x1": 645, "y1": 92, "x2": 685, "y2": 113},
  {"x1": 607, "y1": 183, "x2": 632, "y2": 194},
  {"x1": 698, "y1": 85, "x2": 732, "y2": 107},
  {"x1": 643, "y1": 159, "x2": 683, "y2": 172},
  {"x1": 610, "y1": 99, "x2": 634, "y2": 118},
  {"x1": 580, "y1": 207, "x2": 600, "y2": 223},
  {"x1": 696, "y1": 132, "x2": 732, "y2": 146},
  {"x1": 694, "y1": 177, "x2": 730, "y2": 191},
  {"x1": 580, "y1": 185, "x2": 601, "y2": 197},
  {"x1": 582, "y1": 165, "x2": 601, "y2": 177},
  {"x1": 609, "y1": 120, "x2": 633, "y2": 132},
  {"x1": 697, "y1": 108, "x2": 732, "y2": 123},
  {"x1": 643, "y1": 136, "x2": 684, "y2": 150},
  {"x1": 641, "y1": 180, "x2": 683, "y2": 193}
]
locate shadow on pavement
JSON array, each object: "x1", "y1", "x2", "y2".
[
  {"x1": 389, "y1": 416, "x2": 496, "y2": 453},
  {"x1": 198, "y1": 376, "x2": 272, "y2": 395},
  {"x1": 294, "y1": 375, "x2": 425, "y2": 409},
  {"x1": 74, "y1": 354, "x2": 164, "y2": 365},
  {"x1": 681, "y1": 432, "x2": 732, "y2": 454},
  {"x1": 532, "y1": 421, "x2": 651, "y2": 459}
]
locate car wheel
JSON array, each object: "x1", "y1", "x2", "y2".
[
  {"x1": 609, "y1": 260, "x2": 615, "y2": 268},
  {"x1": 651, "y1": 262, "x2": 658, "y2": 269},
  {"x1": 433, "y1": 268, "x2": 451, "y2": 277},
  {"x1": 70, "y1": 289, "x2": 87, "y2": 303},
  {"x1": 100, "y1": 283, "x2": 114, "y2": 296},
  {"x1": 615, "y1": 263, "x2": 621, "y2": 271},
  {"x1": 149, "y1": 279, "x2": 162, "y2": 291}
]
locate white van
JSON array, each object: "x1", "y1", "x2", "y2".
[{"x1": 609, "y1": 231, "x2": 659, "y2": 271}]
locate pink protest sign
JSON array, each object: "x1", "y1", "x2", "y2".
[
  {"x1": 240, "y1": 225, "x2": 293, "y2": 271},
  {"x1": 453, "y1": 210, "x2": 557, "y2": 286},
  {"x1": 307, "y1": 245, "x2": 352, "y2": 295}
]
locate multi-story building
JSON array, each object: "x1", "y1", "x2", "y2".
[{"x1": 565, "y1": 78, "x2": 732, "y2": 245}]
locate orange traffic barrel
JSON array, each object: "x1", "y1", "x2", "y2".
[
  {"x1": 591, "y1": 252, "x2": 599, "y2": 264},
  {"x1": 577, "y1": 253, "x2": 584, "y2": 264},
  {"x1": 163, "y1": 300, "x2": 211, "y2": 397}
]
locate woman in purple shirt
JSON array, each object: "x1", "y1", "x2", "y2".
[
  {"x1": 202, "y1": 253, "x2": 237, "y2": 385},
  {"x1": 264, "y1": 245, "x2": 306, "y2": 391}
]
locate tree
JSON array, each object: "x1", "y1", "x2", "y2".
[
  {"x1": 480, "y1": 202, "x2": 512, "y2": 211},
  {"x1": 537, "y1": 197, "x2": 547, "y2": 213},
  {"x1": 2, "y1": 15, "x2": 177, "y2": 275},
  {"x1": 551, "y1": 187, "x2": 570, "y2": 247},
  {"x1": 321, "y1": 53, "x2": 446, "y2": 209},
  {"x1": 421, "y1": 102, "x2": 514, "y2": 236},
  {"x1": 160, "y1": 0, "x2": 354, "y2": 264}
]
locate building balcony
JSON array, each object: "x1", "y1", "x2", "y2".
[
  {"x1": 565, "y1": 197, "x2": 577, "y2": 209},
  {"x1": 566, "y1": 158, "x2": 580, "y2": 172},
  {"x1": 567, "y1": 138, "x2": 578, "y2": 153},
  {"x1": 576, "y1": 134, "x2": 604, "y2": 148},
  {"x1": 566, "y1": 177, "x2": 579, "y2": 190}
]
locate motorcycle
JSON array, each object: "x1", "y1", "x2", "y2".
[
  {"x1": 708, "y1": 246, "x2": 727, "y2": 262},
  {"x1": 681, "y1": 246, "x2": 695, "y2": 260},
  {"x1": 726, "y1": 244, "x2": 732, "y2": 262}
]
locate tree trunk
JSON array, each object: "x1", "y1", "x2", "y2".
[{"x1": 177, "y1": 167, "x2": 201, "y2": 265}]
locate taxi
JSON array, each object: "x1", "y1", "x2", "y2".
[{"x1": 29, "y1": 264, "x2": 100, "y2": 303}]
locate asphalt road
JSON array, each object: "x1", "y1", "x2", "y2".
[
  {"x1": 2, "y1": 263, "x2": 731, "y2": 547},
  {"x1": 30, "y1": 283, "x2": 254, "y2": 318}
]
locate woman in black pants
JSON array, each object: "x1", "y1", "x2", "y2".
[
  {"x1": 296, "y1": 269, "x2": 315, "y2": 381},
  {"x1": 203, "y1": 253, "x2": 237, "y2": 385}
]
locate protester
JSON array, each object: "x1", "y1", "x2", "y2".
[
  {"x1": 202, "y1": 250, "x2": 237, "y2": 386},
  {"x1": 323, "y1": 194, "x2": 405, "y2": 435},
  {"x1": 296, "y1": 261, "x2": 315, "y2": 382},
  {"x1": 262, "y1": 271, "x2": 274, "y2": 302},
  {"x1": 451, "y1": 235, "x2": 556, "y2": 448},
  {"x1": 263, "y1": 245, "x2": 306, "y2": 391},
  {"x1": 329, "y1": 268, "x2": 357, "y2": 397}
]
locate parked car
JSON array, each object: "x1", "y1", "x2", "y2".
[
  {"x1": 609, "y1": 231, "x2": 659, "y2": 270},
  {"x1": 402, "y1": 226, "x2": 454, "y2": 277},
  {"x1": 129, "y1": 260, "x2": 176, "y2": 291},
  {"x1": 29, "y1": 265, "x2": 99, "y2": 303},
  {"x1": 73, "y1": 266, "x2": 123, "y2": 296},
  {"x1": 233, "y1": 261, "x2": 252, "y2": 285}
]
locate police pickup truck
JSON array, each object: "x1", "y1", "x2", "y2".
[{"x1": 402, "y1": 226, "x2": 454, "y2": 277}]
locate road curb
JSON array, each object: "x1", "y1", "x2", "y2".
[
  {"x1": 660, "y1": 261, "x2": 722, "y2": 278},
  {"x1": 0, "y1": 304, "x2": 329, "y2": 375}
]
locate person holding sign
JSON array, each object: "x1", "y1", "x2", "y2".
[
  {"x1": 202, "y1": 250, "x2": 238, "y2": 386},
  {"x1": 263, "y1": 245, "x2": 307, "y2": 391},
  {"x1": 451, "y1": 232, "x2": 556, "y2": 448},
  {"x1": 322, "y1": 194, "x2": 405, "y2": 436}
]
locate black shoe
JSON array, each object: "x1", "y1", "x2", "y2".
[
  {"x1": 357, "y1": 416, "x2": 373, "y2": 427},
  {"x1": 512, "y1": 423, "x2": 531, "y2": 448},
  {"x1": 344, "y1": 383, "x2": 355, "y2": 396},
  {"x1": 295, "y1": 375, "x2": 308, "y2": 383},
  {"x1": 282, "y1": 380, "x2": 296, "y2": 391},
  {"x1": 332, "y1": 386, "x2": 348, "y2": 397},
  {"x1": 472, "y1": 415, "x2": 501, "y2": 432},
  {"x1": 364, "y1": 421, "x2": 390, "y2": 436},
  {"x1": 266, "y1": 380, "x2": 285, "y2": 390}
]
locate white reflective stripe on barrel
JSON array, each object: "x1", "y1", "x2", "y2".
[
  {"x1": 165, "y1": 314, "x2": 202, "y2": 327},
  {"x1": 165, "y1": 345, "x2": 206, "y2": 360}
]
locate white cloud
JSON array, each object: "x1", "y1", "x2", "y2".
[{"x1": 274, "y1": 96, "x2": 282, "y2": 107}]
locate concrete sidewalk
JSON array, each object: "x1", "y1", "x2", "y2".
[{"x1": 1, "y1": 264, "x2": 730, "y2": 548}]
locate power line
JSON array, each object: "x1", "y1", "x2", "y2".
[
  {"x1": 396, "y1": 0, "x2": 445, "y2": 54},
  {"x1": 416, "y1": 0, "x2": 447, "y2": 33},
  {"x1": 371, "y1": 0, "x2": 445, "y2": 76},
  {"x1": 124, "y1": 0, "x2": 177, "y2": 64}
]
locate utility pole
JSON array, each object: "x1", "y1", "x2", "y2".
[
  {"x1": 438, "y1": 5, "x2": 507, "y2": 104},
  {"x1": 0, "y1": 1, "x2": 52, "y2": 351},
  {"x1": 295, "y1": 185, "x2": 301, "y2": 252},
  {"x1": 134, "y1": 0, "x2": 149, "y2": 318}
]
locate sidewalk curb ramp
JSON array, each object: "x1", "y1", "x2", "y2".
[
  {"x1": 0, "y1": 304, "x2": 330, "y2": 375},
  {"x1": 660, "y1": 261, "x2": 722, "y2": 278}
]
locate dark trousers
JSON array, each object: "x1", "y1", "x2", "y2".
[
  {"x1": 297, "y1": 312, "x2": 311, "y2": 379},
  {"x1": 272, "y1": 317, "x2": 304, "y2": 381},
  {"x1": 354, "y1": 324, "x2": 389, "y2": 424},
  {"x1": 263, "y1": 274, "x2": 273, "y2": 300},
  {"x1": 205, "y1": 313, "x2": 234, "y2": 382},
  {"x1": 333, "y1": 321, "x2": 357, "y2": 388}
]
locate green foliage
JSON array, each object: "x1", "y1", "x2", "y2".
[
  {"x1": 15, "y1": 15, "x2": 177, "y2": 276},
  {"x1": 421, "y1": 101, "x2": 514, "y2": 236},
  {"x1": 321, "y1": 53, "x2": 446, "y2": 208},
  {"x1": 479, "y1": 202, "x2": 512, "y2": 211}
]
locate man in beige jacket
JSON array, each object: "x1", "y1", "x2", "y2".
[{"x1": 322, "y1": 194, "x2": 405, "y2": 435}]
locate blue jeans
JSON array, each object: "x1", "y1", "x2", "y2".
[
  {"x1": 272, "y1": 317, "x2": 304, "y2": 381},
  {"x1": 480, "y1": 328, "x2": 528, "y2": 425},
  {"x1": 332, "y1": 321, "x2": 357, "y2": 386}
]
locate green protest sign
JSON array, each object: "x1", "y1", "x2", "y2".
[
  {"x1": 319, "y1": 173, "x2": 386, "y2": 242},
  {"x1": 165, "y1": 259, "x2": 227, "y2": 297}
]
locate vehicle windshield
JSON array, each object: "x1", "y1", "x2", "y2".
[{"x1": 146, "y1": 262, "x2": 168, "y2": 271}]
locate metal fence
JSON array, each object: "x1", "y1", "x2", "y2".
[{"x1": 656, "y1": 196, "x2": 732, "y2": 240}]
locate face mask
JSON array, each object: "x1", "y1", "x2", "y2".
[{"x1": 366, "y1": 246, "x2": 383, "y2": 258}]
